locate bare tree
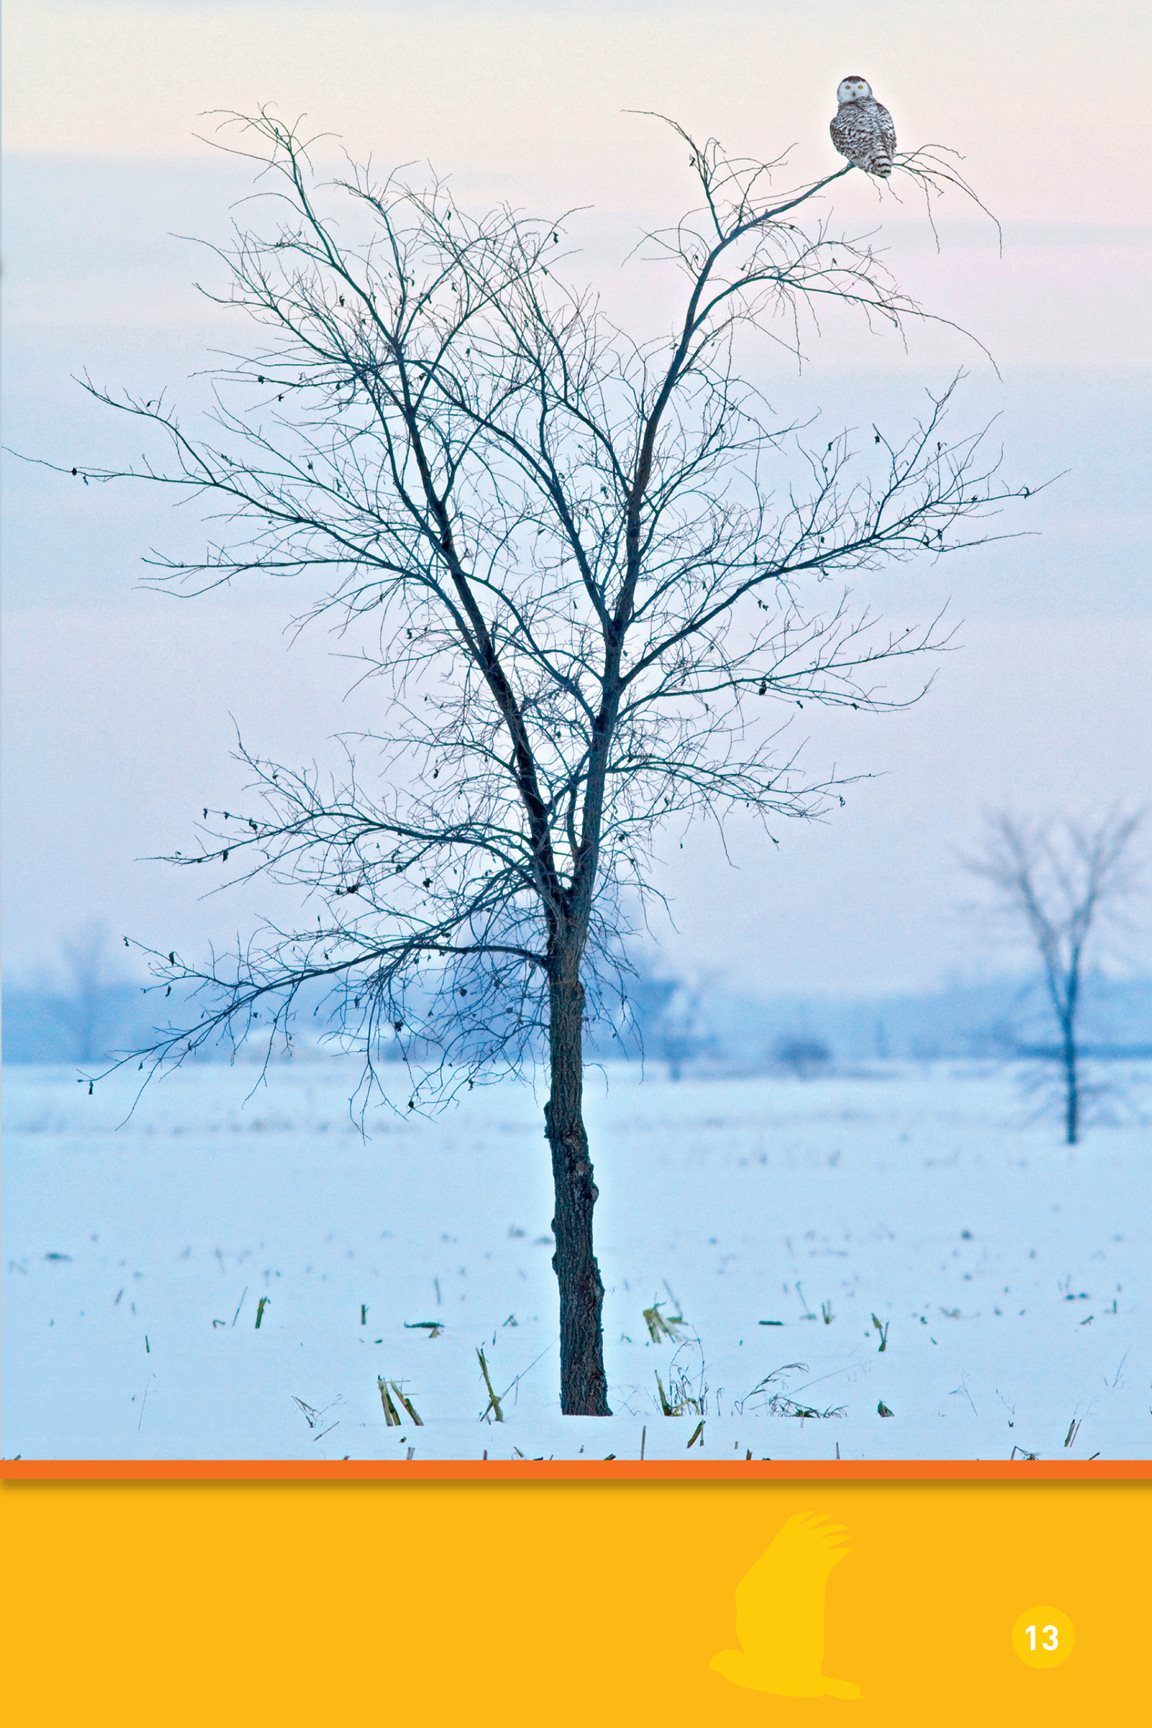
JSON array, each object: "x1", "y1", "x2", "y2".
[
  {"x1": 774, "y1": 1033, "x2": 833, "y2": 1079},
  {"x1": 969, "y1": 811, "x2": 1144, "y2": 1144},
  {"x1": 657, "y1": 974, "x2": 715, "y2": 1083},
  {"x1": 49, "y1": 921, "x2": 124, "y2": 1064},
  {"x1": 58, "y1": 110, "x2": 1023, "y2": 1414}
]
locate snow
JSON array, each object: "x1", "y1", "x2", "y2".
[{"x1": 3, "y1": 1059, "x2": 1149, "y2": 1462}]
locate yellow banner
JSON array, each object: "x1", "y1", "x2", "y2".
[{"x1": 2, "y1": 1479, "x2": 1146, "y2": 1720}]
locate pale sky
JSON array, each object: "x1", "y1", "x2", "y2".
[{"x1": 3, "y1": 1, "x2": 1150, "y2": 993}]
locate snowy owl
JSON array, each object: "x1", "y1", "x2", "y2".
[{"x1": 830, "y1": 76, "x2": 897, "y2": 178}]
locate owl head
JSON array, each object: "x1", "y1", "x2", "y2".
[{"x1": 836, "y1": 76, "x2": 873, "y2": 104}]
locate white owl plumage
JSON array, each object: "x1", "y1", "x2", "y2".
[{"x1": 830, "y1": 76, "x2": 896, "y2": 178}]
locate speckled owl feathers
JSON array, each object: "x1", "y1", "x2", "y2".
[{"x1": 830, "y1": 77, "x2": 897, "y2": 178}]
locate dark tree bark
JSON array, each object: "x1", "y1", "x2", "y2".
[{"x1": 545, "y1": 947, "x2": 610, "y2": 1413}]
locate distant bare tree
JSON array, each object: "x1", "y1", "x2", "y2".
[
  {"x1": 57, "y1": 110, "x2": 1021, "y2": 1414},
  {"x1": 774, "y1": 1033, "x2": 833, "y2": 1079},
  {"x1": 50, "y1": 921, "x2": 123, "y2": 1064},
  {"x1": 657, "y1": 975, "x2": 715, "y2": 1083},
  {"x1": 969, "y1": 811, "x2": 1144, "y2": 1143}
]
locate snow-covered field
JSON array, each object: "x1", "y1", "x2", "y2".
[{"x1": 3, "y1": 1059, "x2": 1149, "y2": 1462}]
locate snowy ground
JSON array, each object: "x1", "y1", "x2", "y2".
[{"x1": 3, "y1": 1058, "x2": 1150, "y2": 1462}]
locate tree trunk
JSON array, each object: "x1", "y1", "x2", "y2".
[
  {"x1": 1062, "y1": 1029, "x2": 1080, "y2": 1146},
  {"x1": 545, "y1": 957, "x2": 611, "y2": 1415}
]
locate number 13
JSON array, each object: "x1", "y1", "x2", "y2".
[{"x1": 1025, "y1": 1624, "x2": 1059, "y2": 1651}]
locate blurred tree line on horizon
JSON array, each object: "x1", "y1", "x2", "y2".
[{"x1": 6, "y1": 920, "x2": 1151, "y2": 1076}]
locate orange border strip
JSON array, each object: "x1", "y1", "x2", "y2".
[{"x1": 2, "y1": 1459, "x2": 1150, "y2": 1482}]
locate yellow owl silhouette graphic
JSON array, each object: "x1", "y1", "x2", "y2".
[{"x1": 711, "y1": 1511, "x2": 862, "y2": 1700}]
